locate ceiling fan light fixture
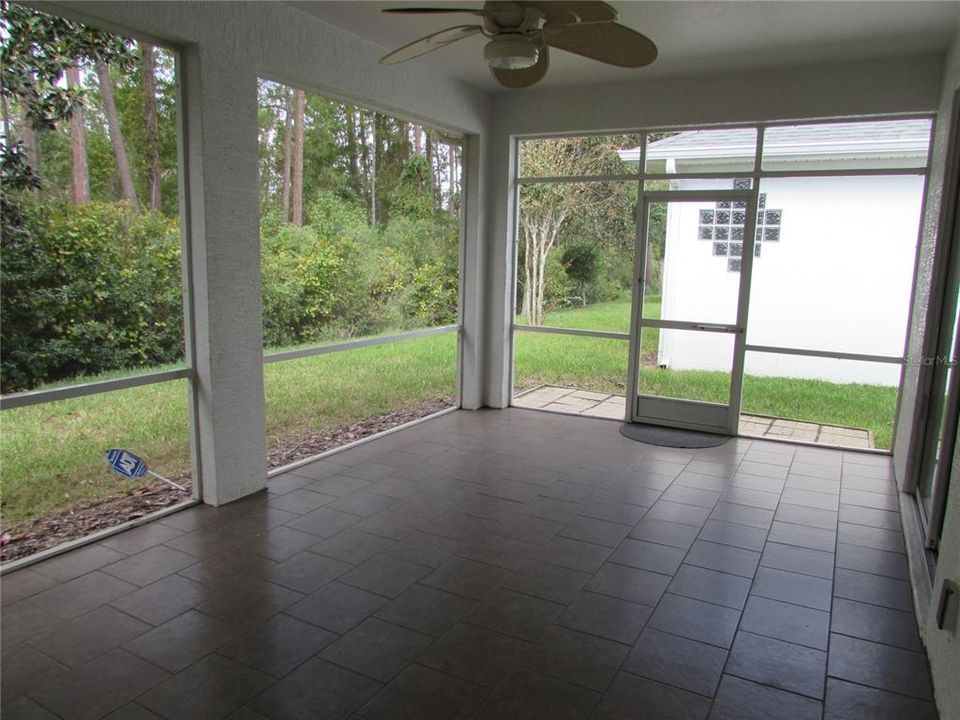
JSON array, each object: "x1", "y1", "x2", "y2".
[{"x1": 484, "y1": 34, "x2": 539, "y2": 69}]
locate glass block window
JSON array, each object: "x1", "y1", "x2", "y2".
[{"x1": 696, "y1": 181, "x2": 782, "y2": 272}]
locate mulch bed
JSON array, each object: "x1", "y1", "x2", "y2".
[{"x1": 1, "y1": 397, "x2": 453, "y2": 563}]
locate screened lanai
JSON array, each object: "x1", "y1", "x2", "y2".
[{"x1": 2, "y1": 2, "x2": 960, "y2": 719}]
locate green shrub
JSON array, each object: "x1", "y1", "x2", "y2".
[{"x1": 1, "y1": 200, "x2": 182, "y2": 392}]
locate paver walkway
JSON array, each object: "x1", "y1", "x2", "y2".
[{"x1": 514, "y1": 385, "x2": 874, "y2": 449}]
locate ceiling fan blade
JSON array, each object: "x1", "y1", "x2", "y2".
[
  {"x1": 491, "y1": 39, "x2": 549, "y2": 88},
  {"x1": 518, "y1": 1, "x2": 616, "y2": 24},
  {"x1": 546, "y1": 22, "x2": 657, "y2": 68},
  {"x1": 380, "y1": 25, "x2": 483, "y2": 65},
  {"x1": 382, "y1": 7, "x2": 485, "y2": 15}
]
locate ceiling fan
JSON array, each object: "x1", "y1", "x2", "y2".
[{"x1": 379, "y1": 1, "x2": 657, "y2": 89}]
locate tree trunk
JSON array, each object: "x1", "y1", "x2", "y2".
[
  {"x1": 370, "y1": 113, "x2": 378, "y2": 226},
  {"x1": 345, "y1": 107, "x2": 361, "y2": 199},
  {"x1": 447, "y1": 143, "x2": 456, "y2": 214},
  {"x1": 141, "y1": 44, "x2": 161, "y2": 211},
  {"x1": 359, "y1": 110, "x2": 372, "y2": 224},
  {"x1": 96, "y1": 61, "x2": 138, "y2": 210},
  {"x1": 291, "y1": 88, "x2": 304, "y2": 227},
  {"x1": 18, "y1": 98, "x2": 40, "y2": 190},
  {"x1": 413, "y1": 125, "x2": 422, "y2": 156},
  {"x1": 281, "y1": 87, "x2": 292, "y2": 222},
  {"x1": 66, "y1": 67, "x2": 89, "y2": 204}
]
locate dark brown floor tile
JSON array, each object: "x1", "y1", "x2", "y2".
[
  {"x1": 1, "y1": 569, "x2": 57, "y2": 607},
  {"x1": 502, "y1": 559, "x2": 590, "y2": 604},
  {"x1": 338, "y1": 553, "x2": 430, "y2": 598},
  {"x1": 697, "y1": 520, "x2": 766, "y2": 551},
  {"x1": 99, "y1": 523, "x2": 184, "y2": 556},
  {"x1": 321, "y1": 617, "x2": 433, "y2": 682},
  {"x1": 421, "y1": 557, "x2": 512, "y2": 600},
  {"x1": 535, "y1": 536, "x2": 611, "y2": 574},
  {"x1": 833, "y1": 568, "x2": 912, "y2": 612},
  {"x1": 837, "y1": 522, "x2": 904, "y2": 553},
  {"x1": 466, "y1": 587, "x2": 564, "y2": 642},
  {"x1": 685, "y1": 540, "x2": 760, "y2": 578},
  {"x1": 667, "y1": 565, "x2": 751, "y2": 610},
  {"x1": 594, "y1": 672, "x2": 711, "y2": 720},
  {"x1": 328, "y1": 490, "x2": 399, "y2": 518},
  {"x1": 645, "y1": 500, "x2": 712, "y2": 527},
  {"x1": 521, "y1": 625, "x2": 628, "y2": 692},
  {"x1": 751, "y1": 567, "x2": 832, "y2": 611},
  {"x1": 29, "y1": 649, "x2": 170, "y2": 720},
  {"x1": 28, "y1": 605, "x2": 150, "y2": 668},
  {"x1": 1, "y1": 696, "x2": 61, "y2": 719},
  {"x1": 760, "y1": 541, "x2": 834, "y2": 579},
  {"x1": 629, "y1": 517, "x2": 700, "y2": 549},
  {"x1": 285, "y1": 506, "x2": 364, "y2": 538},
  {"x1": 31, "y1": 544, "x2": 127, "y2": 583},
  {"x1": 265, "y1": 471, "x2": 315, "y2": 495},
  {"x1": 176, "y1": 550, "x2": 276, "y2": 585},
  {"x1": 586, "y1": 563, "x2": 670, "y2": 606},
  {"x1": 661, "y1": 485, "x2": 723, "y2": 508},
  {"x1": 28, "y1": 571, "x2": 137, "y2": 620},
  {"x1": 311, "y1": 529, "x2": 396, "y2": 565},
  {"x1": 359, "y1": 663, "x2": 486, "y2": 720},
  {"x1": 248, "y1": 525, "x2": 326, "y2": 562},
  {"x1": 472, "y1": 668, "x2": 599, "y2": 720},
  {"x1": 607, "y1": 539, "x2": 686, "y2": 575},
  {"x1": 709, "y1": 674, "x2": 822, "y2": 720},
  {"x1": 1, "y1": 641, "x2": 69, "y2": 703},
  {"x1": 838, "y1": 504, "x2": 900, "y2": 530},
  {"x1": 622, "y1": 628, "x2": 727, "y2": 697},
  {"x1": 304, "y1": 473, "x2": 373, "y2": 497},
  {"x1": 376, "y1": 584, "x2": 478, "y2": 637},
  {"x1": 774, "y1": 503, "x2": 838, "y2": 530},
  {"x1": 195, "y1": 577, "x2": 303, "y2": 626},
  {"x1": 577, "y1": 498, "x2": 647, "y2": 525},
  {"x1": 108, "y1": 574, "x2": 204, "y2": 626},
  {"x1": 285, "y1": 581, "x2": 388, "y2": 633},
  {"x1": 709, "y1": 502, "x2": 774, "y2": 529},
  {"x1": 647, "y1": 593, "x2": 741, "y2": 648},
  {"x1": 122, "y1": 609, "x2": 236, "y2": 672},
  {"x1": 556, "y1": 591, "x2": 651, "y2": 644},
  {"x1": 383, "y1": 530, "x2": 461, "y2": 568},
  {"x1": 419, "y1": 622, "x2": 530, "y2": 687},
  {"x1": 265, "y1": 550, "x2": 352, "y2": 593},
  {"x1": 827, "y1": 633, "x2": 932, "y2": 700},
  {"x1": 839, "y1": 488, "x2": 899, "y2": 511},
  {"x1": 830, "y1": 597, "x2": 922, "y2": 651},
  {"x1": 137, "y1": 654, "x2": 272, "y2": 720},
  {"x1": 219, "y1": 613, "x2": 337, "y2": 676},
  {"x1": 101, "y1": 704, "x2": 166, "y2": 719},
  {"x1": 824, "y1": 678, "x2": 938, "y2": 720},
  {"x1": 250, "y1": 657, "x2": 381, "y2": 720},
  {"x1": 1, "y1": 600, "x2": 64, "y2": 646},
  {"x1": 101, "y1": 546, "x2": 197, "y2": 587},
  {"x1": 835, "y1": 542, "x2": 908, "y2": 580},
  {"x1": 726, "y1": 630, "x2": 826, "y2": 698},
  {"x1": 740, "y1": 595, "x2": 830, "y2": 650},
  {"x1": 767, "y1": 521, "x2": 836, "y2": 552}
]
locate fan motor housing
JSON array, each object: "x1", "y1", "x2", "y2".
[{"x1": 484, "y1": 33, "x2": 539, "y2": 69}]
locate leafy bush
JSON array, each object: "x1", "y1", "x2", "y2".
[{"x1": 1, "y1": 200, "x2": 182, "y2": 392}]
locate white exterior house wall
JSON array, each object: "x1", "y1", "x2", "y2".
[{"x1": 658, "y1": 175, "x2": 925, "y2": 385}]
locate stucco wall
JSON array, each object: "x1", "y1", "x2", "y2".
[{"x1": 659, "y1": 175, "x2": 924, "y2": 386}]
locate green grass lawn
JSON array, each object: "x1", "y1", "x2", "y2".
[
  {"x1": 2, "y1": 300, "x2": 898, "y2": 526},
  {"x1": 1, "y1": 334, "x2": 457, "y2": 525}
]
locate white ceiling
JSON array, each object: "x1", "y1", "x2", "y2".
[{"x1": 288, "y1": 1, "x2": 960, "y2": 92}]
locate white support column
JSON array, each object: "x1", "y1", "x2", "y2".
[
  {"x1": 459, "y1": 133, "x2": 486, "y2": 409},
  {"x1": 481, "y1": 129, "x2": 517, "y2": 408},
  {"x1": 181, "y1": 45, "x2": 267, "y2": 506}
]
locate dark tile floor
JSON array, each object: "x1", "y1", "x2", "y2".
[{"x1": 0, "y1": 408, "x2": 939, "y2": 719}]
